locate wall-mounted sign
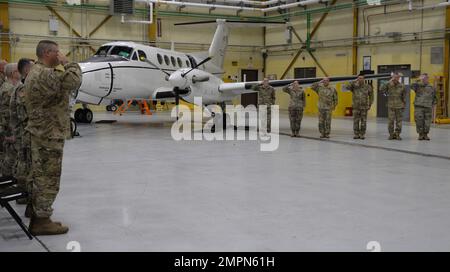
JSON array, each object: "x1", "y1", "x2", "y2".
[{"x1": 363, "y1": 56, "x2": 371, "y2": 71}]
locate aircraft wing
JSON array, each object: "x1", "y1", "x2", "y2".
[{"x1": 218, "y1": 73, "x2": 391, "y2": 96}]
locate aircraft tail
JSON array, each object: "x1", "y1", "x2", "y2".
[
  {"x1": 208, "y1": 19, "x2": 229, "y2": 70},
  {"x1": 175, "y1": 19, "x2": 284, "y2": 72}
]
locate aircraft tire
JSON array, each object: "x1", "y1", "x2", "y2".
[
  {"x1": 74, "y1": 109, "x2": 85, "y2": 123},
  {"x1": 83, "y1": 109, "x2": 93, "y2": 124}
]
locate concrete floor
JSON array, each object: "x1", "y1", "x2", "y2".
[{"x1": 1, "y1": 111, "x2": 450, "y2": 252}]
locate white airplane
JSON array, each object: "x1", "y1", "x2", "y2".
[{"x1": 74, "y1": 19, "x2": 389, "y2": 124}]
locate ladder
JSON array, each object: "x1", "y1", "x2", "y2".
[{"x1": 434, "y1": 76, "x2": 447, "y2": 118}]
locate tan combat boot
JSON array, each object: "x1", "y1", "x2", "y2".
[
  {"x1": 353, "y1": 134, "x2": 360, "y2": 139},
  {"x1": 396, "y1": 133, "x2": 402, "y2": 140},
  {"x1": 360, "y1": 134, "x2": 365, "y2": 140},
  {"x1": 25, "y1": 204, "x2": 62, "y2": 225},
  {"x1": 424, "y1": 134, "x2": 430, "y2": 141},
  {"x1": 389, "y1": 134, "x2": 395, "y2": 140},
  {"x1": 29, "y1": 217, "x2": 69, "y2": 236}
]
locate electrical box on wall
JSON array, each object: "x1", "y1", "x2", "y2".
[
  {"x1": 49, "y1": 16, "x2": 59, "y2": 35},
  {"x1": 431, "y1": 47, "x2": 443, "y2": 64},
  {"x1": 110, "y1": 0, "x2": 134, "y2": 15}
]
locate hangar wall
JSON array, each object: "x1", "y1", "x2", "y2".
[
  {"x1": 265, "y1": 0, "x2": 446, "y2": 116},
  {"x1": 2, "y1": 1, "x2": 448, "y2": 117}
]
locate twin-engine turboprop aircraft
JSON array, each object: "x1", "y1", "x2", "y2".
[{"x1": 73, "y1": 19, "x2": 389, "y2": 123}]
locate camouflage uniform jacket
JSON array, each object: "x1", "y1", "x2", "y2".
[
  {"x1": 311, "y1": 82, "x2": 338, "y2": 110},
  {"x1": 9, "y1": 83, "x2": 27, "y2": 144},
  {"x1": 0, "y1": 73, "x2": 5, "y2": 87},
  {"x1": 381, "y1": 81, "x2": 406, "y2": 109},
  {"x1": 0, "y1": 81, "x2": 16, "y2": 138},
  {"x1": 24, "y1": 62, "x2": 82, "y2": 140},
  {"x1": 282, "y1": 85, "x2": 306, "y2": 109},
  {"x1": 345, "y1": 81, "x2": 374, "y2": 110},
  {"x1": 253, "y1": 84, "x2": 276, "y2": 105},
  {"x1": 411, "y1": 81, "x2": 437, "y2": 108}
]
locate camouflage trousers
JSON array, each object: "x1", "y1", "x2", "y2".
[
  {"x1": 288, "y1": 107, "x2": 303, "y2": 134},
  {"x1": 259, "y1": 105, "x2": 272, "y2": 132},
  {"x1": 388, "y1": 108, "x2": 404, "y2": 135},
  {"x1": 318, "y1": 109, "x2": 332, "y2": 136},
  {"x1": 353, "y1": 108, "x2": 368, "y2": 136},
  {"x1": 30, "y1": 136, "x2": 65, "y2": 218},
  {"x1": 414, "y1": 106, "x2": 433, "y2": 135},
  {"x1": 0, "y1": 136, "x2": 3, "y2": 176},
  {"x1": 14, "y1": 134, "x2": 32, "y2": 194},
  {"x1": 1, "y1": 139, "x2": 16, "y2": 177}
]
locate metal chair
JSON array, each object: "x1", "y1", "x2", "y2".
[{"x1": 0, "y1": 176, "x2": 33, "y2": 240}]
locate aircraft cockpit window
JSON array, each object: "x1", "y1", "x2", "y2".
[
  {"x1": 170, "y1": 56, "x2": 176, "y2": 67},
  {"x1": 132, "y1": 52, "x2": 138, "y2": 61},
  {"x1": 157, "y1": 54, "x2": 163, "y2": 64},
  {"x1": 177, "y1": 57, "x2": 183, "y2": 67},
  {"x1": 94, "y1": 46, "x2": 112, "y2": 56},
  {"x1": 164, "y1": 55, "x2": 170, "y2": 66},
  {"x1": 186, "y1": 60, "x2": 190, "y2": 68},
  {"x1": 138, "y1": 50, "x2": 147, "y2": 61},
  {"x1": 109, "y1": 46, "x2": 133, "y2": 59}
]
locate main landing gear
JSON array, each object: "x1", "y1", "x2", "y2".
[{"x1": 74, "y1": 107, "x2": 93, "y2": 124}]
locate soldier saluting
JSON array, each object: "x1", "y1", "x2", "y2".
[
  {"x1": 253, "y1": 78, "x2": 276, "y2": 133},
  {"x1": 24, "y1": 40, "x2": 82, "y2": 236},
  {"x1": 380, "y1": 73, "x2": 406, "y2": 140},
  {"x1": 345, "y1": 74, "x2": 374, "y2": 140},
  {"x1": 411, "y1": 73, "x2": 437, "y2": 141},
  {"x1": 282, "y1": 80, "x2": 306, "y2": 137},
  {"x1": 311, "y1": 77, "x2": 338, "y2": 138}
]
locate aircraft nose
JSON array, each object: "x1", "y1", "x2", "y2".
[
  {"x1": 169, "y1": 71, "x2": 189, "y2": 89},
  {"x1": 76, "y1": 63, "x2": 113, "y2": 98}
]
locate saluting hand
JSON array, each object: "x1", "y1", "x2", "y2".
[{"x1": 57, "y1": 52, "x2": 69, "y2": 65}]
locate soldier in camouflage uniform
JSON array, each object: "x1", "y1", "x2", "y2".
[
  {"x1": 0, "y1": 59, "x2": 8, "y2": 177},
  {"x1": 0, "y1": 60, "x2": 7, "y2": 85},
  {"x1": 283, "y1": 80, "x2": 306, "y2": 137},
  {"x1": 380, "y1": 73, "x2": 406, "y2": 140},
  {"x1": 18, "y1": 58, "x2": 34, "y2": 84},
  {"x1": 311, "y1": 77, "x2": 338, "y2": 138},
  {"x1": 0, "y1": 63, "x2": 21, "y2": 177},
  {"x1": 345, "y1": 75, "x2": 374, "y2": 140},
  {"x1": 253, "y1": 78, "x2": 276, "y2": 133},
  {"x1": 9, "y1": 59, "x2": 35, "y2": 208},
  {"x1": 24, "y1": 40, "x2": 82, "y2": 236},
  {"x1": 411, "y1": 73, "x2": 437, "y2": 141}
]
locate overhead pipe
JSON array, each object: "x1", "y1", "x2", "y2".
[
  {"x1": 366, "y1": 1, "x2": 450, "y2": 36},
  {"x1": 262, "y1": 0, "x2": 331, "y2": 12},
  {"x1": 201, "y1": 0, "x2": 287, "y2": 7},
  {"x1": 147, "y1": 0, "x2": 260, "y2": 12},
  {"x1": 147, "y1": 0, "x2": 332, "y2": 13},
  {"x1": 414, "y1": 1, "x2": 450, "y2": 10}
]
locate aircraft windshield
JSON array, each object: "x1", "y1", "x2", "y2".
[
  {"x1": 109, "y1": 46, "x2": 133, "y2": 59},
  {"x1": 94, "y1": 46, "x2": 112, "y2": 56},
  {"x1": 85, "y1": 45, "x2": 134, "y2": 63}
]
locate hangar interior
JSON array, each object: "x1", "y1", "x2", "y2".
[{"x1": 1, "y1": 0, "x2": 450, "y2": 252}]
